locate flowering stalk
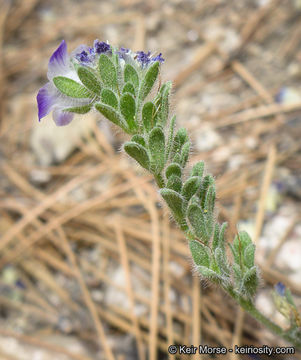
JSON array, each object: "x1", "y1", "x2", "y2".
[{"x1": 37, "y1": 40, "x2": 301, "y2": 349}]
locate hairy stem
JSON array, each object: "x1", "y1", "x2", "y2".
[{"x1": 226, "y1": 286, "x2": 301, "y2": 349}]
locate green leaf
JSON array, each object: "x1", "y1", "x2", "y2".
[
  {"x1": 244, "y1": 243, "x2": 255, "y2": 268},
  {"x1": 204, "y1": 184, "x2": 216, "y2": 214},
  {"x1": 199, "y1": 175, "x2": 214, "y2": 208},
  {"x1": 166, "y1": 175, "x2": 182, "y2": 193},
  {"x1": 165, "y1": 163, "x2": 182, "y2": 179},
  {"x1": 53, "y1": 76, "x2": 92, "y2": 98},
  {"x1": 187, "y1": 204, "x2": 210, "y2": 244},
  {"x1": 120, "y1": 93, "x2": 137, "y2": 131},
  {"x1": 149, "y1": 127, "x2": 165, "y2": 173},
  {"x1": 189, "y1": 195, "x2": 200, "y2": 206},
  {"x1": 157, "y1": 81, "x2": 172, "y2": 126},
  {"x1": 213, "y1": 222, "x2": 227, "y2": 252},
  {"x1": 241, "y1": 266, "x2": 258, "y2": 297},
  {"x1": 160, "y1": 188, "x2": 184, "y2": 224},
  {"x1": 229, "y1": 243, "x2": 240, "y2": 266},
  {"x1": 181, "y1": 176, "x2": 201, "y2": 202},
  {"x1": 139, "y1": 61, "x2": 160, "y2": 101},
  {"x1": 101, "y1": 89, "x2": 118, "y2": 109},
  {"x1": 219, "y1": 222, "x2": 227, "y2": 251},
  {"x1": 124, "y1": 64, "x2": 139, "y2": 89},
  {"x1": 212, "y1": 223, "x2": 220, "y2": 252},
  {"x1": 131, "y1": 134, "x2": 146, "y2": 147},
  {"x1": 99, "y1": 54, "x2": 117, "y2": 89},
  {"x1": 191, "y1": 161, "x2": 204, "y2": 177},
  {"x1": 124, "y1": 141, "x2": 150, "y2": 170},
  {"x1": 189, "y1": 240, "x2": 210, "y2": 268},
  {"x1": 77, "y1": 67, "x2": 101, "y2": 95},
  {"x1": 166, "y1": 115, "x2": 176, "y2": 161},
  {"x1": 215, "y1": 247, "x2": 230, "y2": 276},
  {"x1": 233, "y1": 231, "x2": 253, "y2": 253},
  {"x1": 232, "y1": 262, "x2": 243, "y2": 282},
  {"x1": 173, "y1": 153, "x2": 181, "y2": 165},
  {"x1": 180, "y1": 141, "x2": 190, "y2": 168},
  {"x1": 123, "y1": 82, "x2": 136, "y2": 96},
  {"x1": 171, "y1": 128, "x2": 188, "y2": 160},
  {"x1": 142, "y1": 102, "x2": 157, "y2": 132},
  {"x1": 65, "y1": 104, "x2": 92, "y2": 114},
  {"x1": 95, "y1": 103, "x2": 127, "y2": 131},
  {"x1": 196, "y1": 266, "x2": 222, "y2": 283}
]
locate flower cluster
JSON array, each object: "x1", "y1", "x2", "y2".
[{"x1": 37, "y1": 40, "x2": 164, "y2": 126}]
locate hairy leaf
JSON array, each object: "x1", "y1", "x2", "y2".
[
  {"x1": 124, "y1": 141, "x2": 150, "y2": 170},
  {"x1": 99, "y1": 54, "x2": 117, "y2": 89},
  {"x1": 139, "y1": 61, "x2": 159, "y2": 101},
  {"x1": 180, "y1": 141, "x2": 190, "y2": 168},
  {"x1": 160, "y1": 188, "x2": 184, "y2": 224},
  {"x1": 95, "y1": 103, "x2": 126, "y2": 131},
  {"x1": 187, "y1": 204, "x2": 210, "y2": 244},
  {"x1": 165, "y1": 163, "x2": 182, "y2": 179},
  {"x1": 131, "y1": 134, "x2": 146, "y2": 147},
  {"x1": 53, "y1": 76, "x2": 92, "y2": 98},
  {"x1": 166, "y1": 175, "x2": 182, "y2": 193},
  {"x1": 166, "y1": 115, "x2": 176, "y2": 161},
  {"x1": 124, "y1": 64, "x2": 139, "y2": 89},
  {"x1": 181, "y1": 176, "x2": 201, "y2": 202},
  {"x1": 191, "y1": 161, "x2": 205, "y2": 177},
  {"x1": 189, "y1": 240, "x2": 210, "y2": 268},
  {"x1": 149, "y1": 127, "x2": 165, "y2": 173},
  {"x1": 123, "y1": 82, "x2": 136, "y2": 96},
  {"x1": 142, "y1": 102, "x2": 157, "y2": 132},
  {"x1": 77, "y1": 67, "x2": 101, "y2": 95},
  {"x1": 244, "y1": 243, "x2": 255, "y2": 268},
  {"x1": 101, "y1": 89, "x2": 118, "y2": 109},
  {"x1": 65, "y1": 104, "x2": 92, "y2": 114},
  {"x1": 157, "y1": 81, "x2": 172, "y2": 126},
  {"x1": 120, "y1": 93, "x2": 137, "y2": 131}
]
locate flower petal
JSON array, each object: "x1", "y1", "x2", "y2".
[
  {"x1": 52, "y1": 108, "x2": 74, "y2": 126},
  {"x1": 37, "y1": 82, "x2": 57, "y2": 121},
  {"x1": 47, "y1": 40, "x2": 69, "y2": 80}
]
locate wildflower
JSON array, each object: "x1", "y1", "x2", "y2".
[
  {"x1": 93, "y1": 40, "x2": 111, "y2": 54},
  {"x1": 275, "y1": 282, "x2": 286, "y2": 296},
  {"x1": 135, "y1": 51, "x2": 164, "y2": 67},
  {"x1": 136, "y1": 51, "x2": 151, "y2": 67},
  {"x1": 37, "y1": 40, "x2": 92, "y2": 126},
  {"x1": 152, "y1": 53, "x2": 164, "y2": 63},
  {"x1": 37, "y1": 40, "x2": 165, "y2": 127}
]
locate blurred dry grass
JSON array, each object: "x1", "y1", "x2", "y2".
[{"x1": 0, "y1": 0, "x2": 301, "y2": 359}]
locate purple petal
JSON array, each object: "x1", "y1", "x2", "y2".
[
  {"x1": 47, "y1": 40, "x2": 69, "y2": 80},
  {"x1": 52, "y1": 108, "x2": 74, "y2": 126},
  {"x1": 275, "y1": 282, "x2": 286, "y2": 296},
  {"x1": 37, "y1": 82, "x2": 56, "y2": 121}
]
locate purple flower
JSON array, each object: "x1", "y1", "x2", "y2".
[
  {"x1": 136, "y1": 50, "x2": 165, "y2": 67},
  {"x1": 152, "y1": 53, "x2": 164, "y2": 63},
  {"x1": 275, "y1": 282, "x2": 286, "y2": 296},
  {"x1": 118, "y1": 47, "x2": 130, "y2": 59},
  {"x1": 136, "y1": 51, "x2": 151, "y2": 66},
  {"x1": 37, "y1": 40, "x2": 91, "y2": 126},
  {"x1": 76, "y1": 50, "x2": 90, "y2": 63},
  {"x1": 93, "y1": 40, "x2": 111, "y2": 54}
]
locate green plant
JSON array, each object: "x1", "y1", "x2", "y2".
[{"x1": 37, "y1": 40, "x2": 301, "y2": 349}]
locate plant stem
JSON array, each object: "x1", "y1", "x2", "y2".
[
  {"x1": 154, "y1": 173, "x2": 165, "y2": 188},
  {"x1": 226, "y1": 286, "x2": 301, "y2": 349}
]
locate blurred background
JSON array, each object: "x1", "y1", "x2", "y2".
[{"x1": 0, "y1": 0, "x2": 301, "y2": 359}]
